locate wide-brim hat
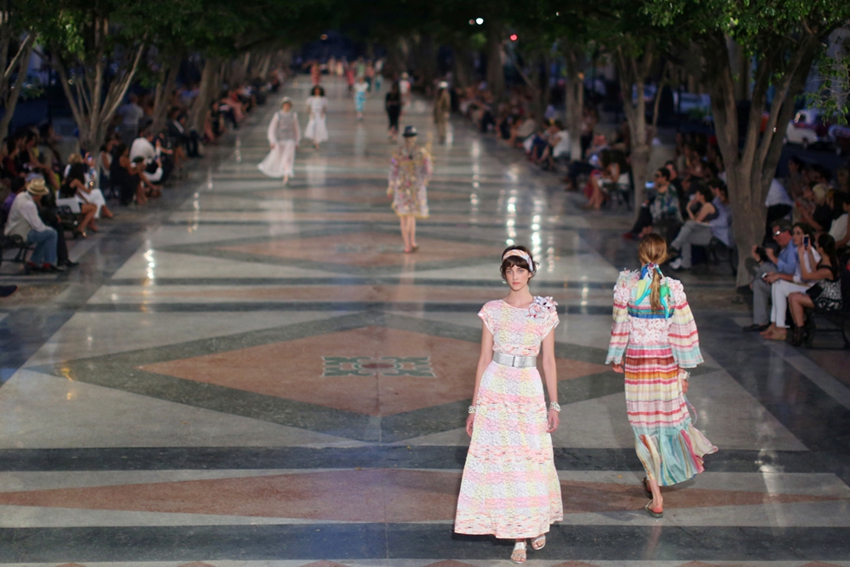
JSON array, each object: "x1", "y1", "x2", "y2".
[
  {"x1": 402, "y1": 126, "x2": 417, "y2": 138},
  {"x1": 281, "y1": 97, "x2": 293, "y2": 107},
  {"x1": 26, "y1": 178, "x2": 49, "y2": 196},
  {"x1": 438, "y1": 81, "x2": 448, "y2": 89}
]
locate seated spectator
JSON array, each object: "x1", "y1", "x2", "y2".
[
  {"x1": 111, "y1": 143, "x2": 153, "y2": 205},
  {"x1": 167, "y1": 108, "x2": 201, "y2": 158},
  {"x1": 536, "y1": 121, "x2": 570, "y2": 171},
  {"x1": 99, "y1": 134, "x2": 120, "y2": 188},
  {"x1": 131, "y1": 127, "x2": 173, "y2": 185},
  {"x1": 584, "y1": 150, "x2": 625, "y2": 210},
  {"x1": 624, "y1": 167, "x2": 682, "y2": 241},
  {"x1": 668, "y1": 184, "x2": 722, "y2": 270},
  {"x1": 787, "y1": 233, "x2": 843, "y2": 345},
  {"x1": 829, "y1": 192, "x2": 849, "y2": 251},
  {"x1": 2, "y1": 177, "x2": 25, "y2": 216},
  {"x1": 3, "y1": 178, "x2": 63, "y2": 272},
  {"x1": 507, "y1": 114, "x2": 536, "y2": 148},
  {"x1": 797, "y1": 183, "x2": 832, "y2": 234},
  {"x1": 743, "y1": 219, "x2": 797, "y2": 333},
  {"x1": 59, "y1": 162, "x2": 106, "y2": 237},
  {"x1": 762, "y1": 222, "x2": 819, "y2": 341},
  {"x1": 14, "y1": 130, "x2": 58, "y2": 190},
  {"x1": 564, "y1": 133, "x2": 607, "y2": 191},
  {"x1": 765, "y1": 177, "x2": 794, "y2": 237},
  {"x1": 835, "y1": 166, "x2": 849, "y2": 194},
  {"x1": 784, "y1": 156, "x2": 807, "y2": 199}
]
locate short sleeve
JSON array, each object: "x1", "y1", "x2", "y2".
[
  {"x1": 542, "y1": 310, "x2": 560, "y2": 337},
  {"x1": 478, "y1": 303, "x2": 496, "y2": 334}
]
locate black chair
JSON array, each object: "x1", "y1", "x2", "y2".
[{"x1": 0, "y1": 210, "x2": 33, "y2": 268}]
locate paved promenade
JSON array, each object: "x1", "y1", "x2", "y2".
[{"x1": 0, "y1": 79, "x2": 849, "y2": 566}]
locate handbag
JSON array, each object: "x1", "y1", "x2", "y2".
[{"x1": 810, "y1": 278, "x2": 843, "y2": 311}]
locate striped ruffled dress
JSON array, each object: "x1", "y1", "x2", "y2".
[{"x1": 605, "y1": 270, "x2": 717, "y2": 486}]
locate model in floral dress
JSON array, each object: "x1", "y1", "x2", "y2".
[
  {"x1": 387, "y1": 126, "x2": 432, "y2": 253},
  {"x1": 455, "y1": 246, "x2": 563, "y2": 564},
  {"x1": 606, "y1": 234, "x2": 717, "y2": 518}
]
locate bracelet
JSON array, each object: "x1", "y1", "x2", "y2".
[
  {"x1": 468, "y1": 405, "x2": 476, "y2": 414},
  {"x1": 549, "y1": 401, "x2": 561, "y2": 412}
]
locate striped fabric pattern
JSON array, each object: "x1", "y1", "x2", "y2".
[{"x1": 606, "y1": 270, "x2": 717, "y2": 486}]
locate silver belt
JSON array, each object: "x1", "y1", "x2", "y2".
[{"x1": 492, "y1": 351, "x2": 537, "y2": 368}]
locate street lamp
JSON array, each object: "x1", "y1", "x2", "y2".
[{"x1": 476, "y1": 17, "x2": 484, "y2": 25}]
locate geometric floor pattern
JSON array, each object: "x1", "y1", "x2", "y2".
[{"x1": 1, "y1": 79, "x2": 849, "y2": 565}]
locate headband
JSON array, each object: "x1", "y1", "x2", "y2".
[
  {"x1": 502, "y1": 249, "x2": 535, "y2": 273},
  {"x1": 636, "y1": 263, "x2": 672, "y2": 317}
]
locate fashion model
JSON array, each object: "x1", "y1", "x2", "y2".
[
  {"x1": 258, "y1": 97, "x2": 300, "y2": 185},
  {"x1": 304, "y1": 86, "x2": 329, "y2": 149},
  {"x1": 454, "y1": 246, "x2": 563, "y2": 564},
  {"x1": 387, "y1": 126, "x2": 431, "y2": 253},
  {"x1": 606, "y1": 233, "x2": 717, "y2": 518}
]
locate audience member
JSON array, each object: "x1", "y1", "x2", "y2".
[{"x1": 4, "y1": 178, "x2": 62, "y2": 272}]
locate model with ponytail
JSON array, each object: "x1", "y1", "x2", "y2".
[{"x1": 606, "y1": 233, "x2": 717, "y2": 518}]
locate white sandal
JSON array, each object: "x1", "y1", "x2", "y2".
[
  {"x1": 530, "y1": 534, "x2": 546, "y2": 551},
  {"x1": 511, "y1": 540, "x2": 527, "y2": 564}
]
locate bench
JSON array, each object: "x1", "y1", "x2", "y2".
[{"x1": 806, "y1": 267, "x2": 850, "y2": 350}]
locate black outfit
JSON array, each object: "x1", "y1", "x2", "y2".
[
  {"x1": 168, "y1": 120, "x2": 200, "y2": 158},
  {"x1": 813, "y1": 204, "x2": 833, "y2": 233},
  {"x1": 111, "y1": 156, "x2": 140, "y2": 206},
  {"x1": 385, "y1": 92, "x2": 401, "y2": 130},
  {"x1": 37, "y1": 191, "x2": 70, "y2": 265}
]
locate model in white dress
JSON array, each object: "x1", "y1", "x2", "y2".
[
  {"x1": 304, "y1": 86, "x2": 329, "y2": 148},
  {"x1": 258, "y1": 98, "x2": 300, "y2": 184}
]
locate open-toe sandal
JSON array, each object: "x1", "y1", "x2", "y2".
[
  {"x1": 644, "y1": 500, "x2": 663, "y2": 518},
  {"x1": 511, "y1": 541, "x2": 527, "y2": 564},
  {"x1": 530, "y1": 535, "x2": 546, "y2": 551}
]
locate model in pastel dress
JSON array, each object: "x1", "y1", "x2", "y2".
[
  {"x1": 387, "y1": 126, "x2": 431, "y2": 253},
  {"x1": 304, "y1": 86, "x2": 329, "y2": 149},
  {"x1": 606, "y1": 234, "x2": 717, "y2": 518},
  {"x1": 455, "y1": 246, "x2": 563, "y2": 565},
  {"x1": 258, "y1": 98, "x2": 300, "y2": 185},
  {"x1": 354, "y1": 76, "x2": 368, "y2": 120}
]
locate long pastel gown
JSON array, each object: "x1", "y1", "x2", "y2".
[
  {"x1": 455, "y1": 297, "x2": 563, "y2": 539},
  {"x1": 304, "y1": 96, "x2": 329, "y2": 144},
  {"x1": 387, "y1": 145, "x2": 432, "y2": 218},
  {"x1": 258, "y1": 110, "x2": 300, "y2": 178},
  {"x1": 605, "y1": 270, "x2": 717, "y2": 486}
]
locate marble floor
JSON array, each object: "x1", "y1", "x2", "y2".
[{"x1": 1, "y1": 79, "x2": 849, "y2": 566}]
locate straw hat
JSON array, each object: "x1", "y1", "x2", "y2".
[
  {"x1": 26, "y1": 178, "x2": 49, "y2": 196},
  {"x1": 812, "y1": 183, "x2": 828, "y2": 202}
]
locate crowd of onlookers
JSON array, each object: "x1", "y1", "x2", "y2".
[
  {"x1": 451, "y1": 79, "x2": 848, "y2": 347},
  {"x1": 0, "y1": 69, "x2": 284, "y2": 275}
]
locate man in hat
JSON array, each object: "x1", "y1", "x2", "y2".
[
  {"x1": 387, "y1": 126, "x2": 432, "y2": 253},
  {"x1": 4, "y1": 178, "x2": 63, "y2": 272},
  {"x1": 434, "y1": 81, "x2": 451, "y2": 144}
]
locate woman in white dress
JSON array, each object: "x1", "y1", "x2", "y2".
[
  {"x1": 304, "y1": 86, "x2": 329, "y2": 149},
  {"x1": 258, "y1": 97, "x2": 300, "y2": 185}
]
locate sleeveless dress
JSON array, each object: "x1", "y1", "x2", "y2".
[
  {"x1": 605, "y1": 270, "x2": 717, "y2": 486},
  {"x1": 454, "y1": 297, "x2": 563, "y2": 539}
]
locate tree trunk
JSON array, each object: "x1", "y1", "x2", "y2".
[
  {"x1": 704, "y1": 32, "x2": 819, "y2": 287},
  {"x1": 616, "y1": 46, "x2": 652, "y2": 220},
  {"x1": 486, "y1": 20, "x2": 505, "y2": 100},
  {"x1": 452, "y1": 44, "x2": 473, "y2": 89},
  {"x1": 564, "y1": 44, "x2": 585, "y2": 160},
  {"x1": 0, "y1": 32, "x2": 35, "y2": 142},
  {"x1": 151, "y1": 54, "x2": 182, "y2": 134},
  {"x1": 189, "y1": 57, "x2": 220, "y2": 133}
]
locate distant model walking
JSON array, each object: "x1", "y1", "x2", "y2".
[
  {"x1": 606, "y1": 233, "x2": 717, "y2": 518},
  {"x1": 385, "y1": 82, "x2": 402, "y2": 141},
  {"x1": 387, "y1": 126, "x2": 431, "y2": 253},
  {"x1": 354, "y1": 76, "x2": 368, "y2": 120},
  {"x1": 258, "y1": 97, "x2": 300, "y2": 185},
  {"x1": 305, "y1": 86, "x2": 329, "y2": 149},
  {"x1": 433, "y1": 81, "x2": 451, "y2": 144}
]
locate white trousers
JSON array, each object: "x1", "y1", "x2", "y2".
[
  {"x1": 770, "y1": 279, "x2": 812, "y2": 328},
  {"x1": 258, "y1": 141, "x2": 296, "y2": 178}
]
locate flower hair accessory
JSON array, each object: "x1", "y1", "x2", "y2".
[{"x1": 502, "y1": 249, "x2": 535, "y2": 272}]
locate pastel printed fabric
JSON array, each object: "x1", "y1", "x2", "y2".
[
  {"x1": 387, "y1": 146, "x2": 432, "y2": 218},
  {"x1": 606, "y1": 270, "x2": 717, "y2": 486},
  {"x1": 454, "y1": 297, "x2": 563, "y2": 539}
]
